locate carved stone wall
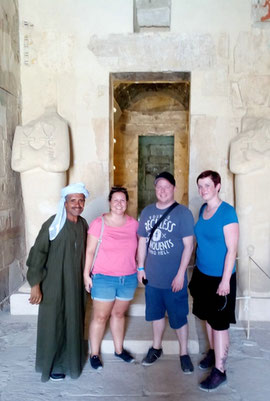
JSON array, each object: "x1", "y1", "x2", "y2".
[
  {"x1": 14, "y1": 0, "x2": 270, "y2": 319},
  {"x1": 0, "y1": 0, "x2": 25, "y2": 310}
]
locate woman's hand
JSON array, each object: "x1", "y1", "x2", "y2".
[
  {"x1": 83, "y1": 233, "x2": 98, "y2": 293},
  {"x1": 84, "y1": 275, "x2": 93, "y2": 293},
  {"x1": 29, "y1": 284, "x2": 42, "y2": 304},
  {"x1": 216, "y1": 279, "x2": 230, "y2": 296},
  {"x1": 137, "y1": 269, "x2": 146, "y2": 284},
  {"x1": 219, "y1": 222, "x2": 239, "y2": 296}
]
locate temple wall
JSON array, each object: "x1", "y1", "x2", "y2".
[
  {"x1": 16, "y1": 0, "x2": 270, "y2": 317},
  {"x1": 0, "y1": 0, "x2": 25, "y2": 309},
  {"x1": 17, "y1": 0, "x2": 266, "y2": 218}
]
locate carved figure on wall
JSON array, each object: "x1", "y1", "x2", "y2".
[
  {"x1": 12, "y1": 107, "x2": 70, "y2": 251},
  {"x1": 261, "y1": 0, "x2": 270, "y2": 21},
  {"x1": 230, "y1": 118, "x2": 270, "y2": 296},
  {"x1": 253, "y1": 0, "x2": 270, "y2": 22}
]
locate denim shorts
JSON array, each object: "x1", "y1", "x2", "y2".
[
  {"x1": 91, "y1": 273, "x2": 138, "y2": 301},
  {"x1": 145, "y1": 284, "x2": 189, "y2": 330}
]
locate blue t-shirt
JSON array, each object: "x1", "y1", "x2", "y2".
[
  {"x1": 138, "y1": 203, "x2": 194, "y2": 289},
  {"x1": 194, "y1": 201, "x2": 238, "y2": 277}
]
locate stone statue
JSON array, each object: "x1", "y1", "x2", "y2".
[
  {"x1": 230, "y1": 118, "x2": 270, "y2": 297},
  {"x1": 12, "y1": 107, "x2": 70, "y2": 251}
]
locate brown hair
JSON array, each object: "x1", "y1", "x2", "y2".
[
  {"x1": 108, "y1": 186, "x2": 129, "y2": 201},
  {"x1": 196, "y1": 170, "x2": 221, "y2": 187}
]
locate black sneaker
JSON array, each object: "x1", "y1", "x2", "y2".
[
  {"x1": 90, "y1": 355, "x2": 103, "y2": 370},
  {"x1": 50, "y1": 373, "x2": 65, "y2": 381},
  {"x1": 199, "y1": 367, "x2": 227, "y2": 392},
  {"x1": 115, "y1": 349, "x2": 135, "y2": 363},
  {"x1": 180, "y1": 354, "x2": 194, "y2": 374},
  {"x1": 199, "y1": 349, "x2": 215, "y2": 370},
  {"x1": 141, "y1": 347, "x2": 162, "y2": 366}
]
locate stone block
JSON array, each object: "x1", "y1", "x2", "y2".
[
  {"x1": 234, "y1": 31, "x2": 270, "y2": 74},
  {"x1": 202, "y1": 67, "x2": 229, "y2": 97},
  {"x1": 10, "y1": 293, "x2": 39, "y2": 315},
  {"x1": 238, "y1": 76, "x2": 270, "y2": 107},
  {"x1": 136, "y1": 0, "x2": 171, "y2": 28},
  {"x1": 89, "y1": 33, "x2": 216, "y2": 71}
]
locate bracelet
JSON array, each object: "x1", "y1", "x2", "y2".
[{"x1": 137, "y1": 267, "x2": 144, "y2": 271}]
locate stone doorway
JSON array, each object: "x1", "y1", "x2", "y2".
[
  {"x1": 138, "y1": 135, "x2": 174, "y2": 216},
  {"x1": 110, "y1": 72, "x2": 190, "y2": 218}
]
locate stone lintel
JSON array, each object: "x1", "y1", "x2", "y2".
[{"x1": 89, "y1": 33, "x2": 216, "y2": 70}]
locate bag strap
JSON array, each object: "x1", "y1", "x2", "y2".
[
  {"x1": 90, "y1": 216, "x2": 105, "y2": 277},
  {"x1": 147, "y1": 201, "x2": 178, "y2": 253}
]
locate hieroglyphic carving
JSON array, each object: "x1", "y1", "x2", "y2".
[{"x1": 252, "y1": 0, "x2": 270, "y2": 24}]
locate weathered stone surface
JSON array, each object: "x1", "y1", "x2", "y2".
[
  {"x1": 0, "y1": 0, "x2": 24, "y2": 309},
  {"x1": 217, "y1": 33, "x2": 229, "y2": 60},
  {"x1": 189, "y1": 114, "x2": 236, "y2": 218},
  {"x1": 92, "y1": 118, "x2": 109, "y2": 161},
  {"x1": 0, "y1": 0, "x2": 20, "y2": 95},
  {"x1": 8, "y1": 259, "x2": 25, "y2": 293},
  {"x1": 201, "y1": 67, "x2": 229, "y2": 97},
  {"x1": 234, "y1": 31, "x2": 270, "y2": 74},
  {"x1": 230, "y1": 117, "x2": 270, "y2": 296},
  {"x1": 89, "y1": 33, "x2": 216, "y2": 70},
  {"x1": 136, "y1": 0, "x2": 171, "y2": 28},
  {"x1": 231, "y1": 81, "x2": 243, "y2": 109},
  {"x1": 238, "y1": 75, "x2": 270, "y2": 107},
  {"x1": 0, "y1": 267, "x2": 9, "y2": 303}
]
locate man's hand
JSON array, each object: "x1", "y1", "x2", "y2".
[
  {"x1": 29, "y1": 284, "x2": 42, "y2": 304},
  {"x1": 171, "y1": 272, "x2": 185, "y2": 292}
]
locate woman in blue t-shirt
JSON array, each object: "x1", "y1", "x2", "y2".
[{"x1": 189, "y1": 170, "x2": 239, "y2": 392}]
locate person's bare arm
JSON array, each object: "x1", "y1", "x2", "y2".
[
  {"x1": 171, "y1": 235, "x2": 193, "y2": 292},
  {"x1": 137, "y1": 236, "x2": 147, "y2": 284},
  {"x1": 83, "y1": 234, "x2": 98, "y2": 293},
  {"x1": 217, "y1": 223, "x2": 239, "y2": 296}
]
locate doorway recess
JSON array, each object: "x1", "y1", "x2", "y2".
[{"x1": 110, "y1": 72, "x2": 190, "y2": 218}]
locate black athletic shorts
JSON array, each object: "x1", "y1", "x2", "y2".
[{"x1": 189, "y1": 266, "x2": 236, "y2": 331}]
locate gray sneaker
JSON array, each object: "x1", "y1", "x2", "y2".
[{"x1": 142, "y1": 347, "x2": 162, "y2": 366}]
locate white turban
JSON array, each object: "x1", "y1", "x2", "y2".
[{"x1": 49, "y1": 182, "x2": 89, "y2": 240}]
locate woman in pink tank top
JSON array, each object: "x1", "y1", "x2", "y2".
[{"x1": 84, "y1": 187, "x2": 138, "y2": 371}]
